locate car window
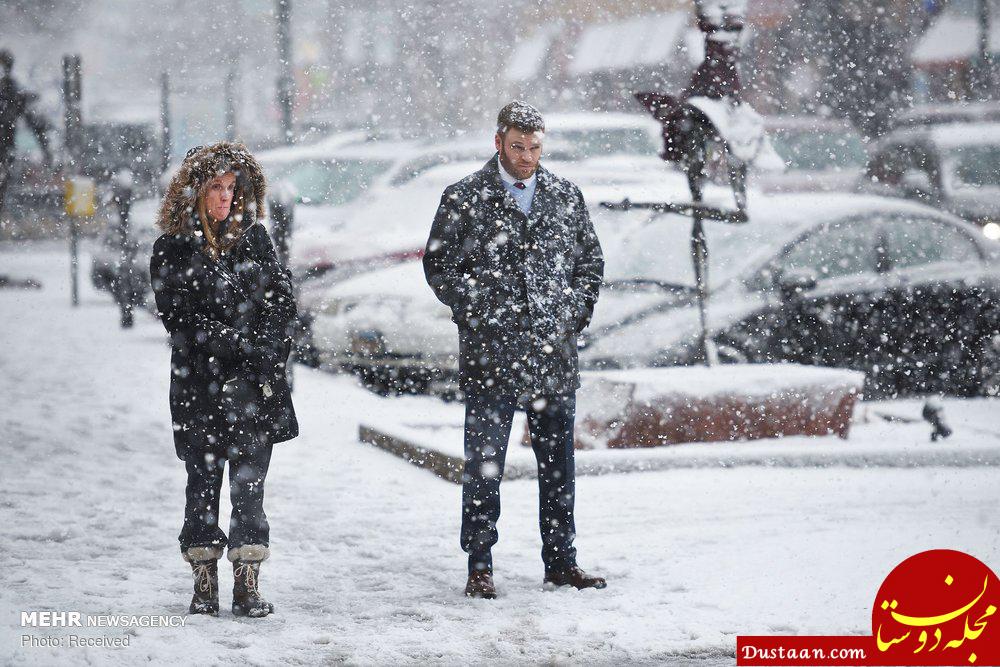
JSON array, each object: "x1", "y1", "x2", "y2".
[
  {"x1": 779, "y1": 220, "x2": 879, "y2": 280},
  {"x1": 389, "y1": 155, "x2": 448, "y2": 186},
  {"x1": 269, "y1": 158, "x2": 392, "y2": 205},
  {"x1": 947, "y1": 145, "x2": 1000, "y2": 190},
  {"x1": 880, "y1": 216, "x2": 981, "y2": 269},
  {"x1": 770, "y1": 128, "x2": 868, "y2": 171},
  {"x1": 556, "y1": 128, "x2": 659, "y2": 158},
  {"x1": 603, "y1": 212, "x2": 775, "y2": 290}
]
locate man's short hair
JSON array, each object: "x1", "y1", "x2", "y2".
[{"x1": 496, "y1": 101, "x2": 545, "y2": 136}]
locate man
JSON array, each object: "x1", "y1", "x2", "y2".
[
  {"x1": 0, "y1": 49, "x2": 52, "y2": 219},
  {"x1": 423, "y1": 101, "x2": 606, "y2": 599}
]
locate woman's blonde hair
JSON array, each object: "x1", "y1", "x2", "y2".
[{"x1": 197, "y1": 174, "x2": 247, "y2": 259}]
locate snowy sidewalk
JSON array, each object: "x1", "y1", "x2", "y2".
[
  {"x1": 1, "y1": 241, "x2": 998, "y2": 666},
  {"x1": 358, "y1": 393, "x2": 1000, "y2": 484}
]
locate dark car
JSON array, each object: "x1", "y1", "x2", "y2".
[{"x1": 585, "y1": 194, "x2": 1000, "y2": 398}]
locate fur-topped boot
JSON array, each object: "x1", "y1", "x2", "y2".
[
  {"x1": 183, "y1": 546, "x2": 223, "y2": 615},
  {"x1": 228, "y1": 545, "x2": 274, "y2": 618}
]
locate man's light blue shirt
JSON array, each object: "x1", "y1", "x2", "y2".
[{"x1": 497, "y1": 156, "x2": 536, "y2": 217}]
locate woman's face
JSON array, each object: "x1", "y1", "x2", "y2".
[{"x1": 204, "y1": 172, "x2": 236, "y2": 222}]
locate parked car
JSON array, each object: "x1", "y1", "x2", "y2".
[
  {"x1": 263, "y1": 137, "x2": 581, "y2": 280},
  {"x1": 263, "y1": 113, "x2": 665, "y2": 280},
  {"x1": 89, "y1": 196, "x2": 161, "y2": 308},
  {"x1": 863, "y1": 122, "x2": 1000, "y2": 238},
  {"x1": 543, "y1": 112, "x2": 663, "y2": 159},
  {"x1": 313, "y1": 192, "x2": 1000, "y2": 398},
  {"x1": 753, "y1": 115, "x2": 868, "y2": 192},
  {"x1": 892, "y1": 101, "x2": 1000, "y2": 131}
]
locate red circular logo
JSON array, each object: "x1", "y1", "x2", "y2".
[{"x1": 873, "y1": 550, "x2": 1000, "y2": 665}]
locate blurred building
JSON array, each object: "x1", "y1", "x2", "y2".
[
  {"x1": 499, "y1": 0, "x2": 806, "y2": 115},
  {"x1": 911, "y1": 0, "x2": 1000, "y2": 102}
]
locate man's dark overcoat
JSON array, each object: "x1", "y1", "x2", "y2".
[{"x1": 423, "y1": 156, "x2": 604, "y2": 396}]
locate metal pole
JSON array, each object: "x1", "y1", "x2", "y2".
[
  {"x1": 691, "y1": 212, "x2": 710, "y2": 366},
  {"x1": 159, "y1": 71, "x2": 171, "y2": 177},
  {"x1": 63, "y1": 54, "x2": 82, "y2": 307},
  {"x1": 686, "y1": 137, "x2": 711, "y2": 367},
  {"x1": 978, "y1": 0, "x2": 993, "y2": 99},
  {"x1": 271, "y1": 199, "x2": 292, "y2": 268},
  {"x1": 269, "y1": 188, "x2": 295, "y2": 388},
  {"x1": 225, "y1": 65, "x2": 237, "y2": 141},
  {"x1": 276, "y1": 0, "x2": 294, "y2": 144},
  {"x1": 114, "y1": 173, "x2": 135, "y2": 328}
]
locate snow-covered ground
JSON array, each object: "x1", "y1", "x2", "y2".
[{"x1": 1, "y1": 241, "x2": 998, "y2": 666}]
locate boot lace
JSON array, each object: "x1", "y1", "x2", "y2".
[
  {"x1": 234, "y1": 562, "x2": 260, "y2": 598},
  {"x1": 192, "y1": 563, "x2": 214, "y2": 595}
]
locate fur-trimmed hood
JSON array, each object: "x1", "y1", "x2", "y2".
[{"x1": 157, "y1": 141, "x2": 267, "y2": 233}]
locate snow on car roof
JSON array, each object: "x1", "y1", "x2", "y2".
[
  {"x1": 926, "y1": 122, "x2": 1000, "y2": 149},
  {"x1": 745, "y1": 191, "x2": 950, "y2": 226},
  {"x1": 763, "y1": 114, "x2": 857, "y2": 132},
  {"x1": 544, "y1": 112, "x2": 661, "y2": 131},
  {"x1": 594, "y1": 191, "x2": 961, "y2": 291},
  {"x1": 256, "y1": 130, "x2": 370, "y2": 164},
  {"x1": 877, "y1": 122, "x2": 1000, "y2": 151}
]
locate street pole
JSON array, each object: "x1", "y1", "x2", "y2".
[
  {"x1": 276, "y1": 0, "x2": 294, "y2": 144},
  {"x1": 113, "y1": 171, "x2": 135, "y2": 328},
  {"x1": 159, "y1": 71, "x2": 171, "y2": 179},
  {"x1": 225, "y1": 65, "x2": 237, "y2": 141},
  {"x1": 63, "y1": 54, "x2": 82, "y2": 307},
  {"x1": 270, "y1": 196, "x2": 293, "y2": 269},
  {"x1": 268, "y1": 189, "x2": 292, "y2": 389},
  {"x1": 978, "y1": 0, "x2": 993, "y2": 99},
  {"x1": 270, "y1": 183, "x2": 296, "y2": 388}
]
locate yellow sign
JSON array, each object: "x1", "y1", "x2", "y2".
[{"x1": 64, "y1": 176, "x2": 96, "y2": 217}]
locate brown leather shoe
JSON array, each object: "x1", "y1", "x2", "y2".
[
  {"x1": 544, "y1": 565, "x2": 607, "y2": 590},
  {"x1": 464, "y1": 570, "x2": 497, "y2": 599}
]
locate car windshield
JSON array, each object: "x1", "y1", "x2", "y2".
[
  {"x1": 770, "y1": 128, "x2": 867, "y2": 171},
  {"x1": 556, "y1": 128, "x2": 659, "y2": 158},
  {"x1": 598, "y1": 210, "x2": 792, "y2": 290},
  {"x1": 947, "y1": 145, "x2": 1000, "y2": 189},
  {"x1": 268, "y1": 158, "x2": 393, "y2": 205}
]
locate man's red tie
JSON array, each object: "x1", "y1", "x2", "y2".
[{"x1": 514, "y1": 181, "x2": 526, "y2": 190}]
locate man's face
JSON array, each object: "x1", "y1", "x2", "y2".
[{"x1": 495, "y1": 128, "x2": 543, "y2": 181}]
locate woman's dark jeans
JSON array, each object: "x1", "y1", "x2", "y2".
[{"x1": 178, "y1": 424, "x2": 273, "y2": 554}]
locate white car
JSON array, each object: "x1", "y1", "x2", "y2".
[
  {"x1": 543, "y1": 111, "x2": 663, "y2": 159},
  {"x1": 268, "y1": 112, "x2": 665, "y2": 280},
  {"x1": 753, "y1": 115, "x2": 869, "y2": 193},
  {"x1": 302, "y1": 163, "x2": 730, "y2": 391}
]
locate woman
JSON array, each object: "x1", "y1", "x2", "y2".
[{"x1": 150, "y1": 142, "x2": 298, "y2": 618}]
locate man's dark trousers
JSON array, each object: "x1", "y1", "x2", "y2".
[{"x1": 461, "y1": 391, "x2": 578, "y2": 576}]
